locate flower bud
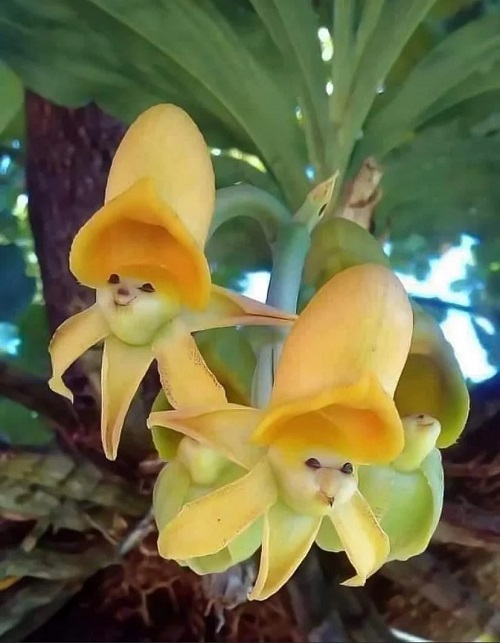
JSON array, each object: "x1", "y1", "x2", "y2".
[{"x1": 394, "y1": 303, "x2": 469, "y2": 448}]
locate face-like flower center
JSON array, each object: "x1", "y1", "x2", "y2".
[
  {"x1": 267, "y1": 444, "x2": 358, "y2": 516},
  {"x1": 96, "y1": 274, "x2": 181, "y2": 345},
  {"x1": 177, "y1": 436, "x2": 230, "y2": 486},
  {"x1": 392, "y1": 413, "x2": 441, "y2": 472}
]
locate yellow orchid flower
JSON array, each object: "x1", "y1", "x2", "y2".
[
  {"x1": 317, "y1": 414, "x2": 444, "y2": 565},
  {"x1": 48, "y1": 104, "x2": 295, "y2": 460},
  {"x1": 303, "y1": 216, "x2": 469, "y2": 447},
  {"x1": 149, "y1": 263, "x2": 414, "y2": 600},
  {"x1": 150, "y1": 381, "x2": 266, "y2": 576},
  {"x1": 153, "y1": 442, "x2": 264, "y2": 575}
]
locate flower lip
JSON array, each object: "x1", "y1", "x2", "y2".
[
  {"x1": 70, "y1": 178, "x2": 211, "y2": 310},
  {"x1": 252, "y1": 373, "x2": 405, "y2": 465}
]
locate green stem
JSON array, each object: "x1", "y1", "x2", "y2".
[
  {"x1": 266, "y1": 223, "x2": 311, "y2": 312},
  {"x1": 251, "y1": 222, "x2": 311, "y2": 407},
  {"x1": 209, "y1": 185, "x2": 291, "y2": 244}
]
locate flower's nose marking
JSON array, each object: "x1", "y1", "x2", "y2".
[{"x1": 117, "y1": 287, "x2": 129, "y2": 297}]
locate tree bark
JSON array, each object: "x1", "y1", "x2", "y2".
[{"x1": 25, "y1": 92, "x2": 126, "y2": 333}]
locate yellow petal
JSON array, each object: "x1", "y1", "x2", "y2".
[
  {"x1": 106, "y1": 104, "x2": 215, "y2": 248},
  {"x1": 48, "y1": 304, "x2": 109, "y2": 401},
  {"x1": 70, "y1": 178, "x2": 211, "y2": 309},
  {"x1": 271, "y1": 264, "x2": 412, "y2": 403},
  {"x1": 181, "y1": 284, "x2": 296, "y2": 333},
  {"x1": 158, "y1": 458, "x2": 277, "y2": 560},
  {"x1": 101, "y1": 336, "x2": 153, "y2": 460},
  {"x1": 149, "y1": 404, "x2": 264, "y2": 469},
  {"x1": 153, "y1": 460, "x2": 191, "y2": 531},
  {"x1": 253, "y1": 372, "x2": 404, "y2": 464},
  {"x1": 330, "y1": 490, "x2": 389, "y2": 587},
  {"x1": 252, "y1": 264, "x2": 412, "y2": 463},
  {"x1": 153, "y1": 319, "x2": 227, "y2": 409},
  {"x1": 185, "y1": 550, "x2": 233, "y2": 575},
  {"x1": 249, "y1": 501, "x2": 322, "y2": 601}
]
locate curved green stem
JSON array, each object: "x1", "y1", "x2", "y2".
[
  {"x1": 209, "y1": 185, "x2": 291, "y2": 245},
  {"x1": 266, "y1": 223, "x2": 311, "y2": 313},
  {"x1": 251, "y1": 222, "x2": 311, "y2": 408}
]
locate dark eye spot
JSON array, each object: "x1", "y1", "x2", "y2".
[
  {"x1": 139, "y1": 283, "x2": 155, "y2": 293},
  {"x1": 417, "y1": 414, "x2": 425, "y2": 420},
  {"x1": 108, "y1": 273, "x2": 120, "y2": 285},
  {"x1": 341, "y1": 462, "x2": 353, "y2": 475},
  {"x1": 305, "y1": 457, "x2": 321, "y2": 469}
]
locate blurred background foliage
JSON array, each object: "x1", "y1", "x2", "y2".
[{"x1": 0, "y1": 0, "x2": 500, "y2": 639}]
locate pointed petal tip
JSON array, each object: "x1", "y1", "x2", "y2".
[
  {"x1": 341, "y1": 574, "x2": 367, "y2": 587},
  {"x1": 183, "y1": 285, "x2": 296, "y2": 333},
  {"x1": 48, "y1": 377, "x2": 74, "y2": 403}
]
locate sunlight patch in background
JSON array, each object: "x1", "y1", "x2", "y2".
[{"x1": 243, "y1": 234, "x2": 496, "y2": 384}]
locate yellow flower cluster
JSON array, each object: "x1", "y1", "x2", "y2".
[{"x1": 49, "y1": 105, "x2": 469, "y2": 601}]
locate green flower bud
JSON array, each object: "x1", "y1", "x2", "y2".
[
  {"x1": 316, "y1": 441, "x2": 444, "y2": 563},
  {"x1": 304, "y1": 218, "x2": 390, "y2": 291},
  {"x1": 357, "y1": 448, "x2": 443, "y2": 562},
  {"x1": 154, "y1": 459, "x2": 263, "y2": 575},
  {"x1": 395, "y1": 303, "x2": 469, "y2": 448}
]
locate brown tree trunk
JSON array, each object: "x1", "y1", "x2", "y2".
[{"x1": 25, "y1": 92, "x2": 126, "y2": 333}]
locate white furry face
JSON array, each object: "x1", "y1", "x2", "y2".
[
  {"x1": 267, "y1": 446, "x2": 358, "y2": 516},
  {"x1": 96, "y1": 273, "x2": 181, "y2": 345}
]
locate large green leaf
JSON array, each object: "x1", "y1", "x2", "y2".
[
  {"x1": 212, "y1": 154, "x2": 284, "y2": 201},
  {"x1": 249, "y1": 0, "x2": 328, "y2": 174},
  {"x1": 359, "y1": 13, "x2": 500, "y2": 159},
  {"x1": 0, "y1": 0, "x2": 309, "y2": 207},
  {"x1": 331, "y1": 0, "x2": 439, "y2": 179}
]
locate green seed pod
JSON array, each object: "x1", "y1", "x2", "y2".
[{"x1": 394, "y1": 302, "x2": 469, "y2": 448}]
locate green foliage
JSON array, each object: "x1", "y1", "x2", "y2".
[
  {"x1": 0, "y1": 0, "x2": 310, "y2": 207},
  {"x1": 1, "y1": 0, "x2": 499, "y2": 282},
  {"x1": 0, "y1": 243, "x2": 35, "y2": 323},
  {"x1": 196, "y1": 327, "x2": 256, "y2": 405},
  {"x1": 14, "y1": 303, "x2": 51, "y2": 377},
  {"x1": 0, "y1": 62, "x2": 23, "y2": 139},
  {"x1": 0, "y1": 399, "x2": 52, "y2": 446}
]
